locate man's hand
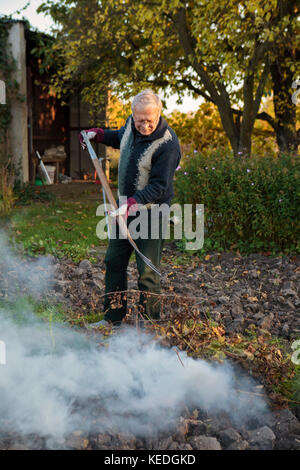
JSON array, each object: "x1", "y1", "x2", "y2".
[{"x1": 79, "y1": 128, "x2": 104, "y2": 149}]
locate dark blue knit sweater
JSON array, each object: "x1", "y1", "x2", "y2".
[{"x1": 103, "y1": 115, "x2": 181, "y2": 206}]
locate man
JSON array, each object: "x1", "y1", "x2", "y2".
[{"x1": 80, "y1": 89, "x2": 181, "y2": 327}]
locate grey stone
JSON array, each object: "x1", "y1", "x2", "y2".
[
  {"x1": 272, "y1": 409, "x2": 300, "y2": 435},
  {"x1": 218, "y1": 428, "x2": 242, "y2": 447},
  {"x1": 281, "y1": 281, "x2": 294, "y2": 290},
  {"x1": 286, "y1": 299, "x2": 296, "y2": 310},
  {"x1": 281, "y1": 288, "x2": 297, "y2": 298},
  {"x1": 189, "y1": 435, "x2": 222, "y2": 450},
  {"x1": 205, "y1": 413, "x2": 232, "y2": 435},
  {"x1": 245, "y1": 303, "x2": 260, "y2": 313},
  {"x1": 218, "y1": 295, "x2": 230, "y2": 304},
  {"x1": 78, "y1": 259, "x2": 92, "y2": 271},
  {"x1": 274, "y1": 435, "x2": 300, "y2": 450},
  {"x1": 248, "y1": 426, "x2": 276, "y2": 450},
  {"x1": 258, "y1": 316, "x2": 273, "y2": 330},
  {"x1": 253, "y1": 312, "x2": 265, "y2": 321},
  {"x1": 74, "y1": 267, "x2": 85, "y2": 276},
  {"x1": 207, "y1": 288, "x2": 216, "y2": 295},
  {"x1": 226, "y1": 318, "x2": 245, "y2": 333},
  {"x1": 231, "y1": 304, "x2": 244, "y2": 317}
]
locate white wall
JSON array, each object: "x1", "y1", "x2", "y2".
[{"x1": 8, "y1": 22, "x2": 29, "y2": 182}]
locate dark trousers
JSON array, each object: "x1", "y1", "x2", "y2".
[{"x1": 103, "y1": 212, "x2": 166, "y2": 323}]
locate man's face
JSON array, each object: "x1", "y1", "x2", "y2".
[{"x1": 132, "y1": 105, "x2": 160, "y2": 136}]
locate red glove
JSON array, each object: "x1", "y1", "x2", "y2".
[
  {"x1": 125, "y1": 197, "x2": 139, "y2": 217},
  {"x1": 79, "y1": 128, "x2": 104, "y2": 149},
  {"x1": 109, "y1": 197, "x2": 139, "y2": 220}
]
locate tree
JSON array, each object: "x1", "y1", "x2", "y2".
[
  {"x1": 269, "y1": 0, "x2": 299, "y2": 154},
  {"x1": 39, "y1": 0, "x2": 299, "y2": 157},
  {"x1": 167, "y1": 102, "x2": 231, "y2": 155},
  {"x1": 167, "y1": 98, "x2": 279, "y2": 157}
]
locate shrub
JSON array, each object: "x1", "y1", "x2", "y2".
[
  {"x1": 174, "y1": 151, "x2": 300, "y2": 253},
  {"x1": 13, "y1": 181, "x2": 56, "y2": 205}
]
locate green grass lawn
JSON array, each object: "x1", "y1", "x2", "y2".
[{"x1": 5, "y1": 184, "x2": 109, "y2": 263}]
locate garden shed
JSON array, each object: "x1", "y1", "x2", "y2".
[{"x1": 2, "y1": 19, "x2": 107, "y2": 183}]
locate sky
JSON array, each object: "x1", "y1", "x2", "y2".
[
  {"x1": 0, "y1": 0, "x2": 203, "y2": 114},
  {"x1": 0, "y1": 0, "x2": 53, "y2": 33}
]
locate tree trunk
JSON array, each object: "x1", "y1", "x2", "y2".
[
  {"x1": 270, "y1": 0, "x2": 299, "y2": 155},
  {"x1": 270, "y1": 54, "x2": 298, "y2": 155}
]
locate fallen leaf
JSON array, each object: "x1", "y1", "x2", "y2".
[
  {"x1": 244, "y1": 350, "x2": 254, "y2": 360},
  {"x1": 212, "y1": 326, "x2": 225, "y2": 337}
]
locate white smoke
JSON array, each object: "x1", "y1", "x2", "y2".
[
  {"x1": 0, "y1": 231, "x2": 269, "y2": 446},
  {"x1": 0, "y1": 231, "x2": 55, "y2": 299},
  {"x1": 0, "y1": 317, "x2": 268, "y2": 440}
]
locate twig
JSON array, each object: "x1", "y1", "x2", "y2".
[
  {"x1": 229, "y1": 268, "x2": 238, "y2": 281},
  {"x1": 173, "y1": 347, "x2": 185, "y2": 367},
  {"x1": 235, "y1": 388, "x2": 266, "y2": 398},
  {"x1": 97, "y1": 288, "x2": 207, "y2": 302}
]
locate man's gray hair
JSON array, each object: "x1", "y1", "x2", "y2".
[{"x1": 131, "y1": 89, "x2": 162, "y2": 113}]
